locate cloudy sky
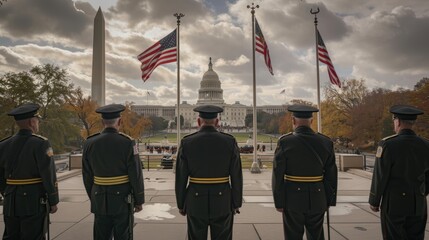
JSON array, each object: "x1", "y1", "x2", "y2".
[{"x1": 0, "y1": 0, "x2": 428, "y2": 107}]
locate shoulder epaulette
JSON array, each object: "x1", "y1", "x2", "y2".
[
  {"x1": 86, "y1": 132, "x2": 100, "y2": 139},
  {"x1": 183, "y1": 131, "x2": 198, "y2": 139},
  {"x1": 317, "y1": 132, "x2": 331, "y2": 139},
  {"x1": 382, "y1": 134, "x2": 398, "y2": 141},
  {"x1": 32, "y1": 133, "x2": 48, "y2": 140},
  {"x1": 419, "y1": 135, "x2": 429, "y2": 141},
  {"x1": 119, "y1": 132, "x2": 133, "y2": 140},
  {"x1": 0, "y1": 135, "x2": 12, "y2": 142},
  {"x1": 220, "y1": 131, "x2": 234, "y2": 138},
  {"x1": 279, "y1": 132, "x2": 293, "y2": 140}
]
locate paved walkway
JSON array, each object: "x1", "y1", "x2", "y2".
[{"x1": 1, "y1": 168, "x2": 429, "y2": 239}]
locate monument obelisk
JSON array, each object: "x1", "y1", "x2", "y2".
[{"x1": 91, "y1": 7, "x2": 105, "y2": 106}]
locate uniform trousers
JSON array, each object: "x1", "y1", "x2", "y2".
[
  {"x1": 187, "y1": 212, "x2": 234, "y2": 240},
  {"x1": 3, "y1": 211, "x2": 46, "y2": 240},
  {"x1": 94, "y1": 212, "x2": 131, "y2": 240},
  {"x1": 381, "y1": 211, "x2": 427, "y2": 240},
  {"x1": 283, "y1": 210, "x2": 325, "y2": 240}
]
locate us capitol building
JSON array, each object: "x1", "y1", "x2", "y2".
[{"x1": 132, "y1": 58, "x2": 286, "y2": 128}]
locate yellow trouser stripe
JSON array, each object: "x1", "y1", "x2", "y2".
[
  {"x1": 94, "y1": 175, "x2": 129, "y2": 185},
  {"x1": 284, "y1": 175, "x2": 323, "y2": 182},
  {"x1": 7, "y1": 178, "x2": 43, "y2": 185},
  {"x1": 189, "y1": 177, "x2": 229, "y2": 184}
]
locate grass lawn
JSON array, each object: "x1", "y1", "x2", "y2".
[
  {"x1": 141, "y1": 153, "x2": 274, "y2": 170},
  {"x1": 142, "y1": 132, "x2": 280, "y2": 144}
]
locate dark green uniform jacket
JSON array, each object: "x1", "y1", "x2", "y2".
[
  {"x1": 0, "y1": 129, "x2": 59, "y2": 216},
  {"x1": 175, "y1": 126, "x2": 243, "y2": 218},
  {"x1": 82, "y1": 128, "x2": 145, "y2": 215},
  {"x1": 272, "y1": 126, "x2": 337, "y2": 212},
  {"x1": 369, "y1": 129, "x2": 429, "y2": 216}
]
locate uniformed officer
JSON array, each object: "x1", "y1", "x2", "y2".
[
  {"x1": 272, "y1": 105, "x2": 337, "y2": 240},
  {"x1": 369, "y1": 105, "x2": 429, "y2": 240},
  {"x1": 82, "y1": 104, "x2": 145, "y2": 240},
  {"x1": 0, "y1": 103, "x2": 59, "y2": 239},
  {"x1": 175, "y1": 105, "x2": 243, "y2": 240}
]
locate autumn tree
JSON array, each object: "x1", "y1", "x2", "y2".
[
  {"x1": 324, "y1": 79, "x2": 368, "y2": 119},
  {"x1": 321, "y1": 99, "x2": 349, "y2": 139},
  {"x1": 349, "y1": 88, "x2": 390, "y2": 148},
  {"x1": 410, "y1": 78, "x2": 429, "y2": 137},
  {"x1": 120, "y1": 102, "x2": 151, "y2": 139},
  {"x1": 65, "y1": 87, "x2": 102, "y2": 139},
  {"x1": 278, "y1": 99, "x2": 317, "y2": 134}
]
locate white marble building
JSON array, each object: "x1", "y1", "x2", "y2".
[{"x1": 132, "y1": 58, "x2": 286, "y2": 127}]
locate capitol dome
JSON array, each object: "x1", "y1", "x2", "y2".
[{"x1": 197, "y1": 57, "x2": 224, "y2": 105}]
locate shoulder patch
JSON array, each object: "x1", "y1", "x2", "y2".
[
  {"x1": 133, "y1": 143, "x2": 139, "y2": 155},
  {"x1": 46, "y1": 147, "x2": 54, "y2": 157},
  {"x1": 86, "y1": 132, "x2": 100, "y2": 139},
  {"x1": 0, "y1": 135, "x2": 12, "y2": 143},
  {"x1": 376, "y1": 146, "x2": 383, "y2": 158},
  {"x1": 382, "y1": 134, "x2": 398, "y2": 141},
  {"x1": 119, "y1": 132, "x2": 133, "y2": 140},
  {"x1": 279, "y1": 132, "x2": 293, "y2": 140},
  {"x1": 32, "y1": 133, "x2": 48, "y2": 140}
]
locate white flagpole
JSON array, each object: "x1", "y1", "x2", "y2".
[
  {"x1": 174, "y1": 13, "x2": 184, "y2": 150},
  {"x1": 248, "y1": 3, "x2": 261, "y2": 174},
  {"x1": 311, "y1": 8, "x2": 322, "y2": 133}
]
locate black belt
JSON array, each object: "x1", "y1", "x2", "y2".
[
  {"x1": 189, "y1": 177, "x2": 229, "y2": 184},
  {"x1": 284, "y1": 175, "x2": 323, "y2": 182}
]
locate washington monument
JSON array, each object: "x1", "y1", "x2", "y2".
[{"x1": 91, "y1": 7, "x2": 105, "y2": 106}]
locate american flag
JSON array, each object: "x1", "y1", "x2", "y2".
[
  {"x1": 317, "y1": 30, "x2": 341, "y2": 88},
  {"x1": 137, "y1": 29, "x2": 177, "y2": 82},
  {"x1": 255, "y1": 18, "x2": 273, "y2": 75}
]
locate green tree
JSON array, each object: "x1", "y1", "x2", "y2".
[
  {"x1": 31, "y1": 64, "x2": 74, "y2": 118},
  {"x1": 0, "y1": 64, "x2": 79, "y2": 152},
  {"x1": 173, "y1": 115, "x2": 184, "y2": 128},
  {"x1": 148, "y1": 116, "x2": 168, "y2": 131},
  {"x1": 0, "y1": 71, "x2": 39, "y2": 137}
]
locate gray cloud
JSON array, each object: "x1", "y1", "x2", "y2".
[
  {"x1": 0, "y1": 0, "x2": 428, "y2": 107},
  {"x1": 0, "y1": 0, "x2": 93, "y2": 47},
  {"x1": 108, "y1": 0, "x2": 210, "y2": 28}
]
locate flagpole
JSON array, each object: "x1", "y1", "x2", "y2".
[
  {"x1": 311, "y1": 8, "x2": 322, "y2": 133},
  {"x1": 248, "y1": 3, "x2": 261, "y2": 174},
  {"x1": 174, "y1": 13, "x2": 184, "y2": 151}
]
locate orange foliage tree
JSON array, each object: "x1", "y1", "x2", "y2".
[
  {"x1": 120, "y1": 102, "x2": 152, "y2": 140},
  {"x1": 64, "y1": 87, "x2": 102, "y2": 139}
]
